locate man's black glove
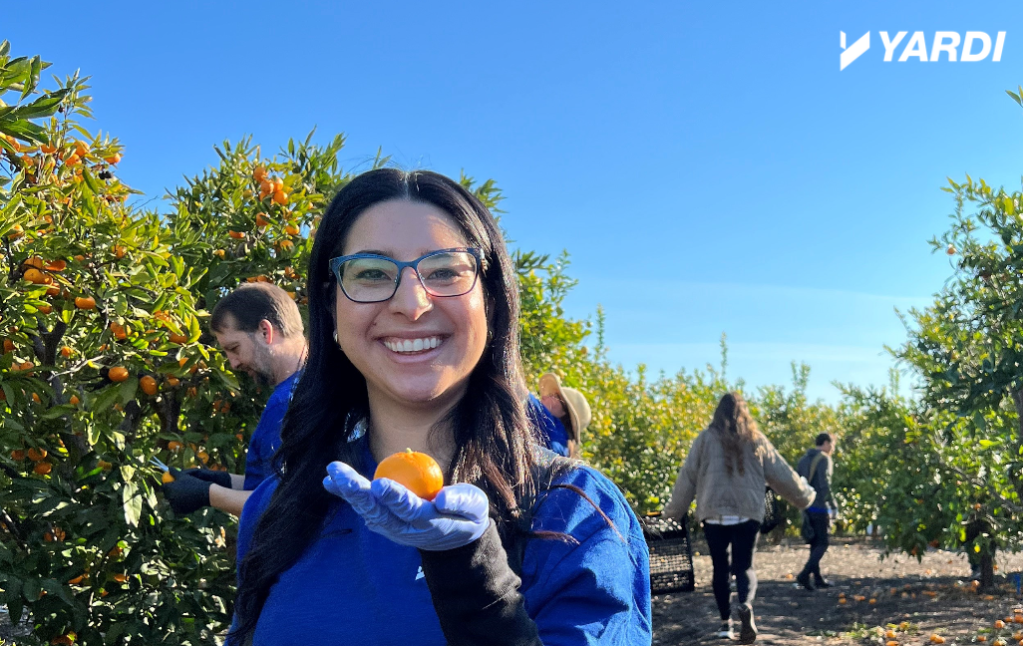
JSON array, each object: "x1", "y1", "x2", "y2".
[
  {"x1": 162, "y1": 468, "x2": 213, "y2": 514},
  {"x1": 181, "y1": 468, "x2": 233, "y2": 489}
]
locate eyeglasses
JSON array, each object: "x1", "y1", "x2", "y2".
[{"x1": 328, "y1": 247, "x2": 484, "y2": 303}]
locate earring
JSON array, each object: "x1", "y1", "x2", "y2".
[{"x1": 333, "y1": 330, "x2": 339, "y2": 346}]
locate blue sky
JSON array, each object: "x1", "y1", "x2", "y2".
[{"x1": 6, "y1": 1, "x2": 1023, "y2": 402}]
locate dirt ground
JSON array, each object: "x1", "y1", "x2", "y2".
[
  {"x1": 5, "y1": 536, "x2": 1023, "y2": 644},
  {"x1": 654, "y1": 535, "x2": 1023, "y2": 646}
]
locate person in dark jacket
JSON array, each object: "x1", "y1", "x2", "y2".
[
  {"x1": 227, "y1": 169, "x2": 651, "y2": 645},
  {"x1": 795, "y1": 433, "x2": 837, "y2": 590}
]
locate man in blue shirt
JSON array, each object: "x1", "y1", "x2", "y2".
[{"x1": 163, "y1": 283, "x2": 306, "y2": 516}]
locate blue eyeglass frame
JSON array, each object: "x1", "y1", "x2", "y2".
[{"x1": 328, "y1": 247, "x2": 486, "y2": 303}]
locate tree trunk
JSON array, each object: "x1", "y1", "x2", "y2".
[{"x1": 980, "y1": 547, "x2": 996, "y2": 590}]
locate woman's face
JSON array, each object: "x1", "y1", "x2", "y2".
[{"x1": 333, "y1": 199, "x2": 489, "y2": 408}]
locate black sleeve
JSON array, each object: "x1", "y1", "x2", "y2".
[{"x1": 418, "y1": 522, "x2": 542, "y2": 646}]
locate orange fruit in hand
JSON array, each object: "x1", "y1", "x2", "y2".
[
  {"x1": 108, "y1": 366, "x2": 129, "y2": 382},
  {"x1": 373, "y1": 449, "x2": 444, "y2": 501},
  {"x1": 139, "y1": 375, "x2": 158, "y2": 395}
]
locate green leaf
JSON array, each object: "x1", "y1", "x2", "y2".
[
  {"x1": 122, "y1": 480, "x2": 141, "y2": 527},
  {"x1": 119, "y1": 376, "x2": 138, "y2": 404}
]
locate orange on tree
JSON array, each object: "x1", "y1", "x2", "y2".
[
  {"x1": 7, "y1": 224, "x2": 24, "y2": 240},
  {"x1": 60, "y1": 346, "x2": 72, "y2": 358},
  {"x1": 3, "y1": 338, "x2": 13, "y2": 352},
  {"x1": 167, "y1": 441, "x2": 183, "y2": 451},
  {"x1": 253, "y1": 165, "x2": 267, "y2": 183},
  {"x1": 373, "y1": 449, "x2": 444, "y2": 501},
  {"x1": 110, "y1": 321, "x2": 127, "y2": 340},
  {"x1": 140, "y1": 375, "x2": 158, "y2": 395},
  {"x1": 51, "y1": 632, "x2": 75, "y2": 645},
  {"x1": 45, "y1": 259, "x2": 66, "y2": 271},
  {"x1": 74, "y1": 140, "x2": 90, "y2": 157},
  {"x1": 34, "y1": 462, "x2": 53, "y2": 475},
  {"x1": 997, "y1": 621, "x2": 1007, "y2": 630},
  {"x1": 114, "y1": 245, "x2": 127, "y2": 259},
  {"x1": 273, "y1": 189, "x2": 289, "y2": 205},
  {"x1": 74, "y1": 296, "x2": 96, "y2": 309},
  {"x1": 23, "y1": 267, "x2": 48, "y2": 284},
  {"x1": 166, "y1": 376, "x2": 180, "y2": 387},
  {"x1": 69, "y1": 394, "x2": 80, "y2": 405},
  {"x1": 255, "y1": 212, "x2": 270, "y2": 228},
  {"x1": 23, "y1": 256, "x2": 45, "y2": 269},
  {"x1": 97, "y1": 460, "x2": 112, "y2": 471},
  {"x1": 27, "y1": 447, "x2": 47, "y2": 462},
  {"x1": 168, "y1": 332, "x2": 188, "y2": 344},
  {"x1": 104, "y1": 152, "x2": 122, "y2": 164},
  {"x1": 228, "y1": 230, "x2": 245, "y2": 239},
  {"x1": 37, "y1": 304, "x2": 52, "y2": 314},
  {"x1": 11, "y1": 449, "x2": 25, "y2": 460},
  {"x1": 108, "y1": 366, "x2": 130, "y2": 382}
]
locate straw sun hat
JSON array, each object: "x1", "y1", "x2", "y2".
[{"x1": 538, "y1": 373, "x2": 592, "y2": 444}]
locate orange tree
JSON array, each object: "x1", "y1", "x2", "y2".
[
  {"x1": 883, "y1": 86, "x2": 1023, "y2": 587},
  {"x1": 0, "y1": 43, "x2": 251, "y2": 645}
]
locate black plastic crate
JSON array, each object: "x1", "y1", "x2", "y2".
[{"x1": 643, "y1": 514, "x2": 695, "y2": 595}]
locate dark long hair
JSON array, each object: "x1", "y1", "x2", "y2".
[
  {"x1": 230, "y1": 169, "x2": 542, "y2": 643},
  {"x1": 709, "y1": 391, "x2": 762, "y2": 477}
]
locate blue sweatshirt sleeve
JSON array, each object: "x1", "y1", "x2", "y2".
[{"x1": 521, "y1": 466, "x2": 652, "y2": 645}]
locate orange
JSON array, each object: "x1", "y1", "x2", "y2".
[
  {"x1": 98, "y1": 460, "x2": 112, "y2": 471},
  {"x1": 74, "y1": 296, "x2": 96, "y2": 310},
  {"x1": 213, "y1": 249, "x2": 226, "y2": 258},
  {"x1": 228, "y1": 230, "x2": 245, "y2": 239},
  {"x1": 23, "y1": 256, "x2": 45, "y2": 269},
  {"x1": 272, "y1": 189, "x2": 288, "y2": 205},
  {"x1": 38, "y1": 304, "x2": 52, "y2": 315},
  {"x1": 61, "y1": 346, "x2": 72, "y2": 358},
  {"x1": 253, "y1": 165, "x2": 267, "y2": 183},
  {"x1": 69, "y1": 395, "x2": 80, "y2": 405},
  {"x1": 3, "y1": 339, "x2": 13, "y2": 353},
  {"x1": 166, "y1": 376, "x2": 180, "y2": 387},
  {"x1": 46, "y1": 284, "x2": 60, "y2": 296},
  {"x1": 284, "y1": 224, "x2": 300, "y2": 236},
  {"x1": 169, "y1": 333, "x2": 188, "y2": 344},
  {"x1": 373, "y1": 449, "x2": 444, "y2": 501},
  {"x1": 27, "y1": 448, "x2": 47, "y2": 461},
  {"x1": 68, "y1": 575, "x2": 85, "y2": 585},
  {"x1": 979, "y1": 638, "x2": 987, "y2": 643},
  {"x1": 114, "y1": 245, "x2": 127, "y2": 259},
  {"x1": 40, "y1": 144, "x2": 57, "y2": 154},
  {"x1": 998, "y1": 622, "x2": 1007, "y2": 630},
  {"x1": 51, "y1": 632, "x2": 76, "y2": 645},
  {"x1": 34, "y1": 461, "x2": 52, "y2": 475},
  {"x1": 31, "y1": 392, "x2": 41, "y2": 403},
  {"x1": 23, "y1": 267, "x2": 47, "y2": 284},
  {"x1": 105, "y1": 153, "x2": 122, "y2": 164},
  {"x1": 108, "y1": 366, "x2": 129, "y2": 382},
  {"x1": 113, "y1": 573, "x2": 127, "y2": 583},
  {"x1": 74, "y1": 140, "x2": 90, "y2": 157},
  {"x1": 167, "y1": 441, "x2": 183, "y2": 452},
  {"x1": 110, "y1": 322, "x2": 127, "y2": 340},
  {"x1": 162, "y1": 470, "x2": 174, "y2": 484},
  {"x1": 255, "y1": 212, "x2": 270, "y2": 228},
  {"x1": 64, "y1": 153, "x2": 81, "y2": 166},
  {"x1": 931, "y1": 636, "x2": 945, "y2": 644},
  {"x1": 887, "y1": 642, "x2": 899, "y2": 646},
  {"x1": 11, "y1": 449, "x2": 25, "y2": 460},
  {"x1": 108, "y1": 546, "x2": 122, "y2": 557},
  {"x1": 140, "y1": 375, "x2": 158, "y2": 395},
  {"x1": 7, "y1": 224, "x2": 24, "y2": 240},
  {"x1": 45, "y1": 260, "x2": 66, "y2": 272}
]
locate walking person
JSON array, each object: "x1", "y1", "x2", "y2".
[
  {"x1": 663, "y1": 392, "x2": 816, "y2": 643},
  {"x1": 227, "y1": 169, "x2": 651, "y2": 645},
  {"x1": 162, "y1": 283, "x2": 307, "y2": 516},
  {"x1": 795, "y1": 433, "x2": 837, "y2": 590}
]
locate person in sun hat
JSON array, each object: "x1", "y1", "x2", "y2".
[{"x1": 531, "y1": 372, "x2": 591, "y2": 459}]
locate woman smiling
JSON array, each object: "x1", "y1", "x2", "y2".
[{"x1": 228, "y1": 169, "x2": 651, "y2": 645}]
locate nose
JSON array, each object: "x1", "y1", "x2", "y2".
[
  {"x1": 228, "y1": 356, "x2": 241, "y2": 370},
  {"x1": 388, "y1": 266, "x2": 433, "y2": 320}
]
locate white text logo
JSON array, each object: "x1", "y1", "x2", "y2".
[{"x1": 840, "y1": 31, "x2": 1006, "y2": 70}]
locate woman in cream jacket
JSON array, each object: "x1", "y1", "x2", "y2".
[{"x1": 664, "y1": 392, "x2": 815, "y2": 644}]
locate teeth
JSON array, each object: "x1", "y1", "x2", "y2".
[{"x1": 385, "y1": 337, "x2": 441, "y2": 353}]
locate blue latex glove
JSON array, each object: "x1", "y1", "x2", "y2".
[{"x1": 323, "y1": 461, "x2": 490, "y2": 551}]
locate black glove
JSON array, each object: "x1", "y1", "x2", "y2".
[
  {"x1": 181, "y1": 468, "x2": 233, "y2": 489},
  {"x1": 162, "y1": 468, "x2": 213, "y2": 514}
]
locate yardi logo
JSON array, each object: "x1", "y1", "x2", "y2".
[
  {"x1": 840, "y1": 30, "x2": 1006, "y2": 70},
  {"x1": 840, "y1": 31, "x2": 871, "y2": 71}
]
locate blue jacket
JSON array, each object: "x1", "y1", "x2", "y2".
[
  {"x1": 242, "y1": 371, "x2": 300, "y2": 491},
  {"x1": 526, "y1": 393, "x2": 571, "y2": 458},
  {"x1": 233, "y1": 449, "x2": 652, "y2": 645}
]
